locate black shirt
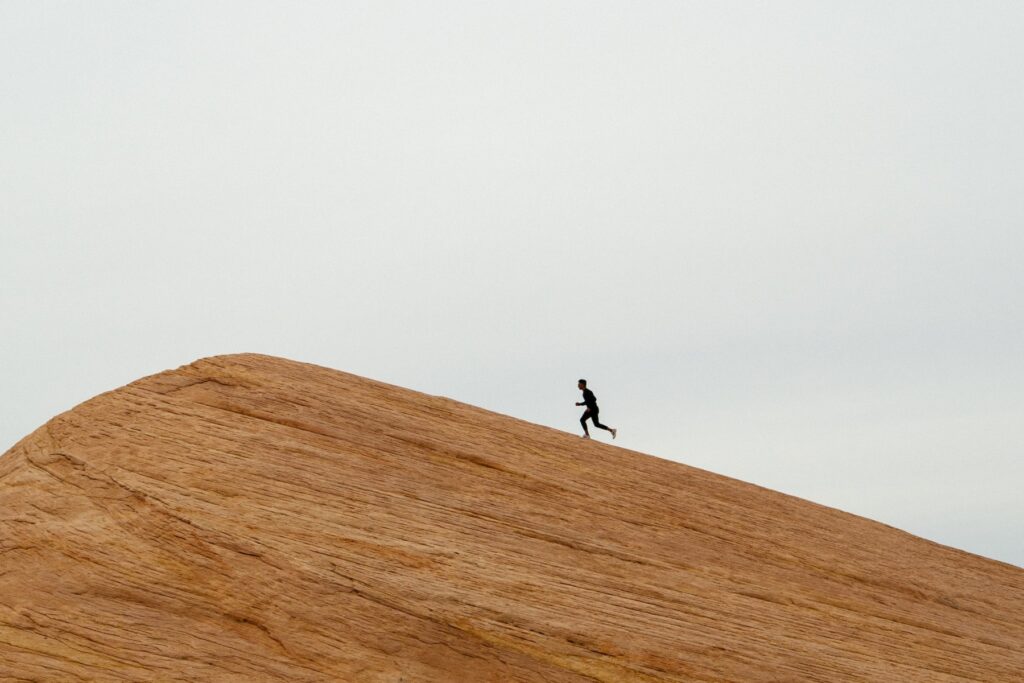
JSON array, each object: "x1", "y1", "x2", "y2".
[{"x1": 581, "y1": 388, "x2": 598, "y2": 410}]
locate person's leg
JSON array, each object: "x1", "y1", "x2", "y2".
[
  {"x1": 580, "y1": 410, "x2": 591, "y2": 437},
  {"x1": 591, "y1": 411, "x2": 616, "y2": 438}
]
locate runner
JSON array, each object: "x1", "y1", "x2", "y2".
[{"x1": 576, "y1": 379, "x2": 616, "y2": 440}]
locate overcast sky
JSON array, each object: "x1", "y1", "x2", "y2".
[{"x1": 3, "y1": 1, "x2": 1022, "y2": 567}]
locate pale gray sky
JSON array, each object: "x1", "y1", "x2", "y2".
[{"x1": 3, "y1": 1, "x2": 1022, "y2": 567}]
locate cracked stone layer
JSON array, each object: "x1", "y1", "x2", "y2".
[{"x1": 1, "y1": 353, "x2": 1022, "y2": 682}]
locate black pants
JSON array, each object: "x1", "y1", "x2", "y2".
[{"x1": 581, "y1": 409, "x2": 610, "y2": 433}]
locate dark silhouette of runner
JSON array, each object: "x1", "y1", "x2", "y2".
[{"x1": 576, "y1": 379, "x2": 616, "y2": 440}]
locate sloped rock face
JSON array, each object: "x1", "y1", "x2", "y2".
[{"x1": 1, "y1": 354, "x2": 1021, "y2": 682}]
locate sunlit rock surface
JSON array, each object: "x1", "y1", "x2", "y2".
[{"x1": 1, "y1": 354, "x2": 1021, "y2": 681}]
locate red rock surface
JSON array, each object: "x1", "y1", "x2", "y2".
[{"x1": 1, "y1": 354, "x2": 1021, "y2": 681}]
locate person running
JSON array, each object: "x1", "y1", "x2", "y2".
[{"x1": 576, "y1": 379, "x2": 616, "y2": 440}]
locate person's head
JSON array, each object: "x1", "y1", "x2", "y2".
[{"x1": 578, "y1": 379, "x2": 587, "y2": 390}]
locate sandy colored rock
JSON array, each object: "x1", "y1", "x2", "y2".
[{"x1": 1, "y1": 354, "x2": 1021, "y2": 681}]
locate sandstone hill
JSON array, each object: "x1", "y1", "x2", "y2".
[{"x1": 1, "y1": 354, "x2": 1022, "y2": 681}]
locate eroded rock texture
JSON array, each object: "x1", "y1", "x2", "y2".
[{"x1": 1, "y1": 354, "x2": 1021, "y2": 681}]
